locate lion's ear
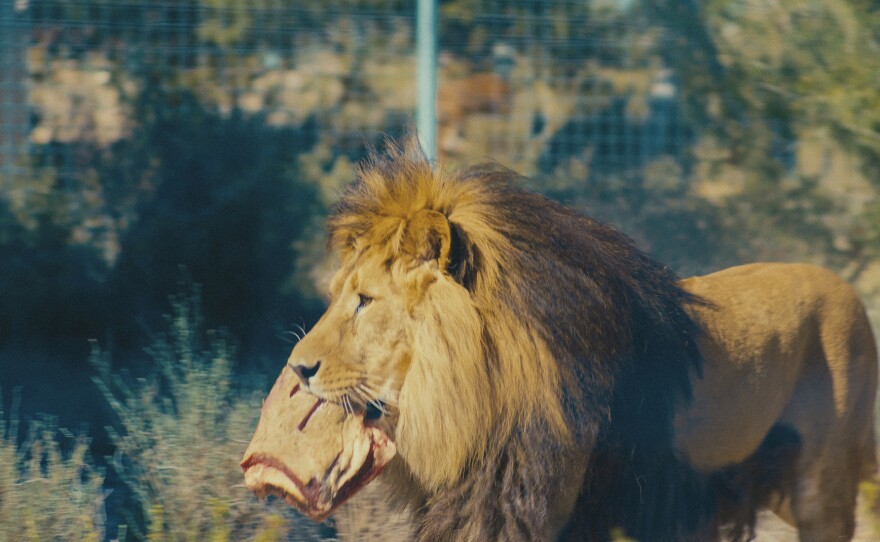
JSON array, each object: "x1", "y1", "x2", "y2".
[
  {"x1": 401, "y1": 209, "x2": 453, "y2": 268},
  {"x1": 446, "y1": 222, "x2": 479, "y2": 290},
  {"x1": 402, "y1": 209, "x2": 478, "y2": 290}
]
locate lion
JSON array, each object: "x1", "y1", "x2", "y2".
[{"x1": 274, "y1": 142, "x2": 877, "y2": 541}]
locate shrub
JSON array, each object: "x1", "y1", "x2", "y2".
[
  {"x1": 92, "y1": 291, "x2": 331, "y2": 541},
  {"x1": 0, "y1": 393, "x2": 106, "y2": 542}
]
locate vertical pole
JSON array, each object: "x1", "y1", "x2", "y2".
[{"x1": 416, "y1": 0, "x2": 437, "y2": 162}]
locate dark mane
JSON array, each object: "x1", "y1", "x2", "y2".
[
  {"x1": 457, "y1": 165, "x2": 710, "y2": 540},
  {"x1": 329, "y1": 144, "x2": 760, "y2": 541}
]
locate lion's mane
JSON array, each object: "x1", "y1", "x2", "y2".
[{"x1": 327, "y1": 143, "x2": 718, "y2": 541}]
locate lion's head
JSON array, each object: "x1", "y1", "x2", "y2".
[
  {"x1": 287, "y1": 144, "x2": 569, "y2": 494},
  {"x1": 286, "y1": 141, "x2": 700, "y2": 514}
]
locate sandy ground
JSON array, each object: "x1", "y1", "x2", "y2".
[{"x1": 753, "y1": 503, "x2": 876, "y2": 542}]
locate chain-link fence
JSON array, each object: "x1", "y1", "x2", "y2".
[
  {"x1": 0, "y1": 1, "x2": 715, "y2": 267},
  {"x1": 2, "y1": 0, "x2": 879, "y2": 327},
  {"x1": 1, "y1": 0, "x2": 878, "y2": 319},
  {"x1": 1, "y1": 1, "x2": 696, "y2": 187}
]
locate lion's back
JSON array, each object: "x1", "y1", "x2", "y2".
[{"x1": 676, "y1": 262, "x2": 877, "y2": 477}]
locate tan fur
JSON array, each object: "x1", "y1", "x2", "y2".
[
  {"x1": 676, "y1": 263, "x2": 878, "y2": 541},
  {"x1": 287, "y1": 143, "x2": 878, "y2": 541}
]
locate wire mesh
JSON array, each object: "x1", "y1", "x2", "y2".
[
  {"x1": 1, "y1": 1, "x2": 878, "y2": 274},
  {"x1": 0, "y1": 0, "x2": 700, "y2": 190},
  {"x1": 0, "y1": 2, "x2": 30, "y2": 183},
  {"x1": 431, "y1": 0, "x2": 696, "y2": 176}
]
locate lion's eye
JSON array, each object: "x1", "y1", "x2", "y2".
[{"x1": 355, "y1": 293, "x2": 373, "y2": 315}]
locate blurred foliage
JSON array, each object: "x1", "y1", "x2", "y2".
[
  {"x1": 700, "y1": 0, "x2": 880, "y2": 168},
  {"x1": 108, "y1": 87, "x2": 325, "y2": 353},
  {"x1": 1, "y1": 86, "x2": 326, "y2": 356},
  {"x1": 0, "y1": 194, "x2": 111, "y2": 345},
  {"x1": 5, "y1": 0, "x2": 877, "y2": 351},
  {"x1": 195, "y1": 0, "x2": 410, "y2": 50},
  {"x1": 527, "y1": 158, "x2": 739, "y2": 278},
  {"x1": 645, "y1": 0, "x2": 880, "y2": 265},
  {"x1": 91, "y1": 293, "x2": 331, "y2": 541},
  {"x1": 0, "y1": 395, "x2": 106, "y2": 542},
  {"x1": 439, "y1": 0, "x2": 638, "y2": 63}
]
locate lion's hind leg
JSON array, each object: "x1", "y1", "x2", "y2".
[
  {"x1": 787, "y1": 410, "x2": 876, "y2": 542},
  {"x1": 787, "y1": 298, "x2": 878, "y2": 542},
  {"x1": 788, "y1": 444, "x2": 863, "y2": 542},
  {"x1": 711, "y1": 423, "x2": 865, "y2": 542}
]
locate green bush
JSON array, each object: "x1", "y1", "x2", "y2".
[
  {"x1": 92, "y1": 292, "x2": 330, "y2": 542},
  {"x1": 0, "y1": 395, "x2": 106, "y2": 542}
]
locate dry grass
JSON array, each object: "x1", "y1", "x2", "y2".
[
  {"x1": 91, "y1": 292, "x2": 329, "y2": 542},
  {"x1": 0, "y1": 394, "x2": 105, "y2": 542}
]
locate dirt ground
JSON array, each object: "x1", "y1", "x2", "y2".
[{"x1": 753, "y1": 502, "x2": 876, "y2": 542}]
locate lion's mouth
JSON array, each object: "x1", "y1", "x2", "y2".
[
  {"x1": 241, "y1": 454, "x2": 320, "y2": 512},
  {"x1": 292, "y1": 385, "x2": 389, "y2": 430},
  {"x1": 364, "y1": 400, "x2": 385, "y2": 423}
]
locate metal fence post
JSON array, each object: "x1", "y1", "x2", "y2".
[{"x1": 416, "y1": 0, "x2": 438, "y2": 162}]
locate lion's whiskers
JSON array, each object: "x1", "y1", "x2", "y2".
[
  {"x1": 284, "y1": 323, "x2": 309, "y2": 343},
  {"x1": 283, "y1": 330, "x2": 303, "y2": 343},
  {"x1": 341, "y1": 394, "x2": 355, "y2": 415},
  {"x1": 354, "y1": 384, "x2": 389, "y2": 414},
  {"x1": 358, "y1": 380, "x2": 398, "y2": 408},
  {"x1": 350, "y1": 385, "x2": 377, "y2": 409},
  {"x1": 350, "y1": 385, "x2": 371, "y2": 403},
  {"x1": 359, "y1": 377, "x2": 398, "y2": 403}
]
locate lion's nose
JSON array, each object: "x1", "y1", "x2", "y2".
[{"x1": 292, "y1": 361, "x2": 321, "y2": 385}]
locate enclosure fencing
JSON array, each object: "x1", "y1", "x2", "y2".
[
  {"x1": 1, "y1": 1, "x2": 878, "y2": 283},
  {"x1": 0, "y1": 0, "x2": 700, "y2": 183}
]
